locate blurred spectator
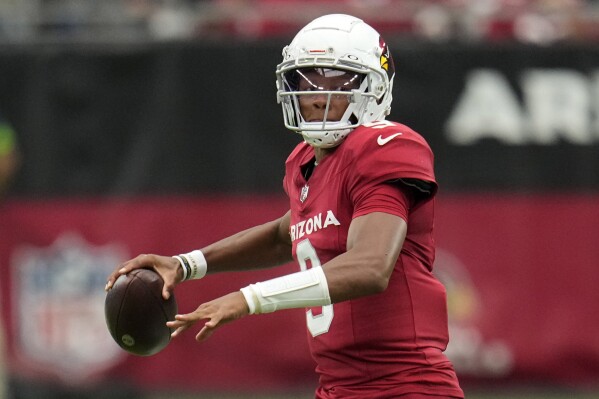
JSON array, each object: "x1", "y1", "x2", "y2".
[
  {"x1": 0, "y1": 113, "x2": 19, "y2": 399},
  {"x1": 513, "y1": 0, "x2": 585, "y2": 44},
  {"x1": 414, "y1": 3, "x2": 455, "y2": 41},
  {"x1": 3, "y1": 1, "x2": 599, "y2": 44},
  {"x1": 0, "y1": 114, "x2": 20, "y2": 199},
  {"x1": 146, "y1": 0, "x2": 198, "y2": 39}
]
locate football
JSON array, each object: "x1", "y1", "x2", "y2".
[{"x1": 105, "y1": 268, "x2": 177, "y2": 356}]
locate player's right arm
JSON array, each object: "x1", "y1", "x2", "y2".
[{"x1": 105, "y1": 211, "x2": 293, "y2": 299}]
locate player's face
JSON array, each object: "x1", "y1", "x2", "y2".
[{"x1": 295, "y1": 68, "x2": 362, "y2": 123}]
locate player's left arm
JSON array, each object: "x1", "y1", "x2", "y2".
[{"x1": 321, "y1": 211, "x2": 407, "y2": 303}]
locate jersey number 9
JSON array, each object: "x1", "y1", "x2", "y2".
[{"x1": 296, "y1": 239, "x2": 334, "y2": 337}]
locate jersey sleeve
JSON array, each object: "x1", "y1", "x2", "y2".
[
  {"x1": 347, "y1": 124, "x2": 438, "y2": 208},
  {"x1": 353, "y1": 182, "x2": 413, "y2": 222}
]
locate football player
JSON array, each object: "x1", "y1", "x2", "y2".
[{"x1": 107, "y1": 14, "x2": 464, "y2": 399}]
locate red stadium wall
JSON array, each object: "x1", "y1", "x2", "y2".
[{"x1": 1, "y1": 194, "x2": 598, "y2": 392}]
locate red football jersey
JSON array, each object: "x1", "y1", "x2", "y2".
[{"x1": 283, "y1": 121, "x2": 463, "y2": 398}]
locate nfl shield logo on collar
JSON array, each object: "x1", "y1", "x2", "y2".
[{"x1": 300, "y1": 185, "x2": 309, "y2": 203}]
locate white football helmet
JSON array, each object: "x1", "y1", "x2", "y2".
[{"x1": 276, "y1": 14, "x2": 395, "y2": 148}]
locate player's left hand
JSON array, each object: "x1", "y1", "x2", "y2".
[{"x1": 167, "y1": 291, "x2": 250, "y2": 342}]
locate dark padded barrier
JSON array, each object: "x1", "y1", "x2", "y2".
[{"x1": 0, "y1": 41, "x2": 597, "y2": 196}]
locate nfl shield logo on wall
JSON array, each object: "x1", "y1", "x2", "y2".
[
  {"x1": 300, "y1": 185, "x2": 309, "y2": 203},
  {"x1": 11, "y1": 233, "x2": 127, "y2": 382}
]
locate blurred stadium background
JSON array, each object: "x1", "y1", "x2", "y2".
[{"x1": 0, "y1": 0, "x2": 599, "y2": 398}]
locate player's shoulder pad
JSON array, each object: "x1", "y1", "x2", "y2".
[
  {"x1": 348, "y1": 121, "x2": 431, "y2": 151},
  {"x1": 344, "y1": 120, "x2": 436, "y2": 185}
]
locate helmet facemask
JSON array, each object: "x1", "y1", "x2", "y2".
[
  {"x1": 278, "y1": 66, "x2": 385, "y2": 148},
  {"x1": 278, "y1": 67, "x2": 370, "y2": 147}
]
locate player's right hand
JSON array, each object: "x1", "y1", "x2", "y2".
[
  {"x1": 168, "y1": 291, "x2": 250, "y2": 342},
  {"x1": 105, "y1": 254, "x2": 182, "y2": 300}
]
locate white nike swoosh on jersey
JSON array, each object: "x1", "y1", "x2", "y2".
[{"x1": 377, "y1": 133, "x2": 402, "y2": 146}]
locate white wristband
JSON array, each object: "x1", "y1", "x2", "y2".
[
  {"x1": 172, "y1": 255, "x2": 188, "y2": 281},
  {"x1": 240, "y1": 266, "x2": 331, "y2": 315},
  {"x1": 174, "y1": 250, "x2": 207, "y2": 281},
  {"x1": 183, "y1": 250, "x2": 207, "y2": 280}
]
